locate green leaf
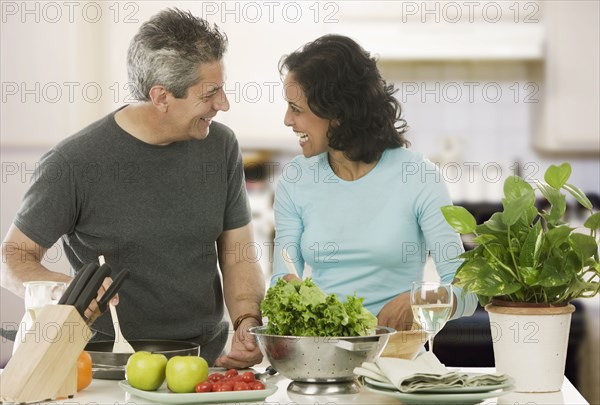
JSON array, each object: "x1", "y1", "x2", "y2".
[
  {"x1": 458, "y1": 249, "x2": 479, "y2": 260},
  {"x1": 564, "y1": 250, "x2": 583, "y2": 273},
  {"x1": 532, "y1": 224, "x2": 545, "y2": 265},
  {"x1": 504, "y1": 175, "x2": 535, "y2": 201},
  {"x1": 536, "y1": 181, "x2": 561, "y2": 205},
  {"x1": 563, "y1": 183, "x2": 593, "y2": 210},
  {"x1": 519, "y1": 221, "x2": 543, "y2": 267},
  {"x1": 261, "y1": 278, "x2": 377, "y2": 336},
  {"x1": 538, "y1": 256, "x2": 571, "y2": 287},
  {"x1": 520, "y1": 206, "x2": 539, "y2": 227},
  {"x1": 473, "y1": 234, "x2": 496, "y2": 245},
  {"x1": 544, "y1": 163, "x2": 571, "y2": 189},
  {"x1": 564, "y1": 276, "x2": 599, "y2": 300},
  {"x1": 550, "y1": 200, "x2": 567, "y2": 225},
  {"x1": 546, "y1": 225, "x2": 574, "y2": 247},
  {"x1": 454, "y1": 264, "x2": 479, "y2": 295},
  {"x1": 584, "y1": 258, "x2": 600, "y2": 271},
  {"x1": 519, "y1": 266, "x2": 539, "y2": 286},
  {"x1": 441, "y1": 205, "x2": 477, "y2": 234},
  {"x1": 484, "y1": 243, "x2": 509, "y2": 263},
  {"x1": 502, "y1": 192, "x2": 536, "y2": 226},
  {"x1": 569, "y1": 233, "x2": 599, "y2": 260},
  {"x1": 455, "y1": 258, "x2": 487, "y2": 283},
  {"x1": 584, "y1": 212, "x2": 600, "y2": 230},
  {"x1": 535, "y1": 181, "x2": 567, "y2": 224},
  {"x1": 550, "y1": 197, "x2": 567, "y2": 224},
  {"x1": 484, "y1": 213, "x2": 507, "y2": 233},
  {"x1": 471, "y1": 262, "x2": 521, "y2": 297}
]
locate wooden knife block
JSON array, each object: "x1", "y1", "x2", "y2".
[{"x1": 0, "y1": 305, "x2": 91, "y2": 404}]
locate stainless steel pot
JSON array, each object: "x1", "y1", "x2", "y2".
[
  {"x1": 250, "y1": 326, "x2": 395, "y2": 383},
  {"x1": 85, "y1": 339, "x2": 200, "y2": 380}
]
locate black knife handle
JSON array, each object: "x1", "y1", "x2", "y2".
[
  {"x1": 73, "y1": 263, "x2": 111, "y2": 317},
  {"x1": 59, "y1": 262, "x2": 98, "y2": 305},
  {"x1": 96, "y1": 269, "x2": 130, "y2": 312},
  {"x1": 87, "y1": 269, "x2": 130, "y2": 326}
]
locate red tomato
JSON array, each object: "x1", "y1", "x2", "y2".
[
  {"x1": 241, "y1": 371, "x2": 256, "y2": 383},
  {"x1": 225, "y1": 369, "x2": 239, "y2": 378},
  {"x1": 220, "y1": 381, "x2": 235, "y2": 391},
  {"x1": 227, "y1": 375, "x2": 242, "y2": 383},
  {"x1": 208, "y1": 373, "x2": 225, "y2": 383},
  {"x1": 195, "y1": 382, "x2": 213, "y2": 393},
  {"x1": 234, "y1": 381, "x2": 249, "y2": 391},
  {"x1": 213, "y1": 384, "x2": 233, "y2": 392},
  {"x1": 250, "y1": 381, "x2": 265, "y2": 390}
]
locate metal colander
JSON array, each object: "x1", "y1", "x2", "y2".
[{"x1": 250, "y1": 326, "x2": 395, "y2": 382}]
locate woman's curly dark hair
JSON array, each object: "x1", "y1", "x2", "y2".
[{"x1": 279, "y1": 34, "x2": 409, "y2": 163}]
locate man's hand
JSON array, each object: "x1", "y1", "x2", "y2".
[
  {"x1": 217, "y1": 223, "x2": 265, "y2": 368},
  {"x1": 83, "y1": 276, "x2": 120, "y2": 320},
  {"x1": 377, "y1": 292, "x2": 415, "y2": 331},
  {"x1": 214, "y1": 318, "x2": 263, "y2": 369}
]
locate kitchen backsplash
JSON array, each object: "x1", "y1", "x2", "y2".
[{"x1": 378, "y1": 60, "x2": 600, "y2": 198}]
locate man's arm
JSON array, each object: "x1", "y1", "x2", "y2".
[
  {"x1": 1, "y1": 224, "x2": 71, "y2": 297},
  {"x1": 1, "y1": 224, "x2": 114, "y2": 317},
  {"x1": 214, "y1": 222, "x2": 265, "y2": 368}
]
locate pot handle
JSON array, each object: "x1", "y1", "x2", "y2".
[{"x1": 334, "y1": 340, "x2": 379, "y2": 352}]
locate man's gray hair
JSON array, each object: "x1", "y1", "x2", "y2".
[{"x1": 127, "y1": 8, "x2": 228, "y2": 101}]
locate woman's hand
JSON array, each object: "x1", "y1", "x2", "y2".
[
  {"x1": 377, "y1": 292, "x2": 415, "y2": 331},
  {"x1": 282, "y1": 274, "x2": 301, "y2": 283}
]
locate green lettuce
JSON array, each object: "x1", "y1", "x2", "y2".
[{"x1": 261, "y1": 278, "x2": 377, "y2": 336}]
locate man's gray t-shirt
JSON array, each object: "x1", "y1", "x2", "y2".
[{"x1": 15, "y1": 107, "x2": 251, "y2": 364}]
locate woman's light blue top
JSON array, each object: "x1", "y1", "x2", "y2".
[{"x1": 271, "y1": 147, "x2": 477, "y2": 320}]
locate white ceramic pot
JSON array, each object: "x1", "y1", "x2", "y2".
[{"x1": 485, "y1": 302, "x2": 575, "y2": 393}]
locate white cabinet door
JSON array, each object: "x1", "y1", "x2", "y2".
[{"x1": 534, "y1": 1, "x2": 600, "y2": 153}]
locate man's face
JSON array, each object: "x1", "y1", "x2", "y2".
[{"x1": 167, "y1": 60, "x2": 230, "y2": 141}]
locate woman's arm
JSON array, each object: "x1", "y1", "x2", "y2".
[
  {"x1": 272, "y1": 177, "x2": 305, "y2": 284},
  {"x1": 416, "y1": 161, "x2": 478, "y2": 320}
]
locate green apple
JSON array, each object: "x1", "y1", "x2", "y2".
[
  {"x1": 165, "y1": 355, "x2": 209, "y2": 393},
  {"x1": 125, "y1": 351, "x2": 168, "y2": 391}
]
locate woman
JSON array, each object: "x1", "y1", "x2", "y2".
[{"x1": 271, "y1": 34, "x2": 477, "y2": 331}]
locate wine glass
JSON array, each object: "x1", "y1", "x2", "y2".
[
  {"x1": 410, "y1": 281, "x2": 454, "y2": 353},
  {"x1": 13, "y1": 281, "x2": 66, "y2": 354},
  {"x1": 24, "y1": 281, "x2": 66, "y2": 320}
]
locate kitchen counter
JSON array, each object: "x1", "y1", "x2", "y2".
[{"x1": 25, "y1": 367, "x2": 588, "y2": 405}]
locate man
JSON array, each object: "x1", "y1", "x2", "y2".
[{"x1": 0, "y1": 8, "x2": 264, "y2": 368}]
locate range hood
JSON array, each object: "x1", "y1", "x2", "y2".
[{"x1": 325, "y1": 21, "x2": 545, "y2": 61}]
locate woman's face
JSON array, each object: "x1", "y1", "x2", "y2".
[{"x1": 283, "y1": 73, "x2": 333, "y2": 158}]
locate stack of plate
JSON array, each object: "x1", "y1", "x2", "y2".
[{"x1": 364, "y1": 374, "x2": 515, "y2": 405}]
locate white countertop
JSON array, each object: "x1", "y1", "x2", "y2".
[{"x1": 24, "y1": 367, "x2": 589, "y2": 405}]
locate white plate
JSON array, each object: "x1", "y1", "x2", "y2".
[
  {"x1": 365, "y1": 384, "x2": 514, "y2": 405},
  {"x1": 365, "y1": 376, "x2": 514, "y2": 393},
  {"x1": 119, "y1": 381, "x2": 277, "y2": 404}
]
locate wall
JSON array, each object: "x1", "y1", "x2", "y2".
[{"x1": 378, "y1": 60, "x2": 600, "y2": 202}]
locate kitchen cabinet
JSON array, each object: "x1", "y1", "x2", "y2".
[{"x1": 533, "y1": 1, "x2": 600, "y2": 153}]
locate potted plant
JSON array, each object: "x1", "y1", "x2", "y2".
[{"x1": 441, "y1": 162, "x2": 600, "y2": 393}]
